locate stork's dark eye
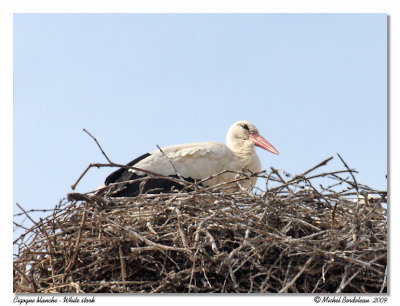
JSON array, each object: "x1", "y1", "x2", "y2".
[{"x1": 241, "y1": 124, "x2": 249, "y2": 131}]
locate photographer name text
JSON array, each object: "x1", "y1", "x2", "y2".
[{"x1": 314, "y1": 296, "x2": 388, "y2": 304}]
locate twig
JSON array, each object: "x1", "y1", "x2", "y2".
[
  {"x1": 278, "y1": 256, "x2": 315, "y2": 293},
  {"x1": 379, "y1": 265, "x2": 387, "y2": 293},
  {"x1": 336, "y1": 264, "x2": 350, "y2": 293},
  {"x1": 174, "y1": 208, "x2": 190, "y2": 251},
  {"x1": 119, "y1": 245, "x2": 127, "y2": 282},
  {"x1": 156, "y1": 144, "x2": 182, "y2": 179},
  {"x1": 301, "y1": 156, "x2": 334, "y2": 177},
  {"x1": 64, "y1": 211, "x2": 86, "y2": 274},
  {"x1": 337, "y1": 153, "x2": 359, "y2": 193},
  {"x1": 205, "y1": 229, "x2": 219, "y2": 254},
  {"x1": 331, "y1": 203, "x2": 338, "y2": 229},
  {"x1": 83, "y1": 128, "x2": 112, "y2": 163},
  {"x1": 16, "y1": 203, "x2": 39, "y2": 227},
  {"x1": 271, "y1": 167, "x2": 292, "y2": 193}
]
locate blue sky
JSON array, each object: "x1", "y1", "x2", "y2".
[{"x1": 13, "y1": 13, "x2": 387, "y2": 218}]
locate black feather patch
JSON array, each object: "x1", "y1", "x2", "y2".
[
  {"x1": 106, "y1": 174, "x2": 197, "y2": 197},
  {"x1": 103, "y1": 152, "x2": 200, "y2": 197},
  {"x1": 105, "y1": 153, "x2": 151, "y2": 185}
]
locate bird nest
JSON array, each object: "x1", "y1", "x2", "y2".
[{"x1": 13, "y1": 157, "x2": 387, "y2": 293}]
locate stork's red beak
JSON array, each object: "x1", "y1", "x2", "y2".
[{"x1": 249, "y1": 133, "x2": 279, "y2": 155}]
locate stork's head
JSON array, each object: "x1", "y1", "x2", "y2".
[{"x1": 226, "y1": 121, "x2": 279, "y2": 155}]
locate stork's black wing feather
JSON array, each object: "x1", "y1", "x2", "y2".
[
  {"x1": 105, "y1": 152, "x2": 151, "y2": 185},
  {"x1": 103, "y1": 152, "x2": 200, "y2": 197}
]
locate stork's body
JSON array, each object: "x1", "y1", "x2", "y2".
[{"x1": 102, "y1": 121, "x2": 278, "y2": 197}]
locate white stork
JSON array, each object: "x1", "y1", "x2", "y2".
[{"x1": 102, "y1": 120, "x2": 279, "y2": 197}]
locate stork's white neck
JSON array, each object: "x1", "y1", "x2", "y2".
[
  {"x1": 227, "y1": 138, "x2": 255, "y2": 155},
  {"x1": 227, "y1": 138, "x2": 261, "y2": 173}
]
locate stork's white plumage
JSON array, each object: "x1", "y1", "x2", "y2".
[{"x1": 103, "y1": 121, "x2": 279, "y2": 197}]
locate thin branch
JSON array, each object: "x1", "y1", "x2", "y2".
[
  {"x1": 337, "y1": 153, "x2": 359, "y2": 193},
  {"x1": 278, "y1": 256, "x2": 315, "y2": 293},
  {"x1": 157, "y1": 144, "x2": 182, "y2": 179},
  {"x1": 301, "y1": 156, "x2": 334, "y2": 177},
  {"x1": 83, "y1": 128, "x2": 112, "y2": 163},
  {"x1": 119, "y1": 245, "x2": 127, "y2": 282}
]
